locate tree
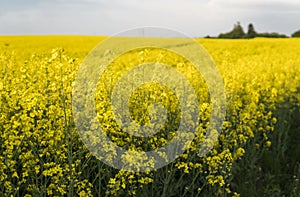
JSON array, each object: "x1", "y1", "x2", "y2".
[
  {"x1": 231, "y1": 22, "x2": 246, "y2": 38},
  {"x1": 257, "y1": 32, "x2": 288, "y2": 38},
  {"x1": 291, "y1": 29, "x2": 300, "y2": 37},
  {"x1": 217, "y1": 22, "x2": 288, "y2": 39},
  {"x1": 246, "y1": 23, "x2": 257, "y2": 38},
  {"x1": 218, "y1": 22, "x2": 245, "y2": 39}
]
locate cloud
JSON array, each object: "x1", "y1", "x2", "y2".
[
  {"x1": 0, "y1": 0, "x2": 299, "y2": 36},
  {"x1": 210, "y1": 0, "x2": 300, "y2": 12}
]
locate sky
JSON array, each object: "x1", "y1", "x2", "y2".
[{"x1": 0, "y1": 0, "x2": 300, "y2": 37}]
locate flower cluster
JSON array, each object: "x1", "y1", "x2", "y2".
[{"x1": 0, "y1": 37, "x2": 299, "y2": 196}]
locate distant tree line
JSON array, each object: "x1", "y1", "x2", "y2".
[
  {"x1": 205, "y1": 22, "x2": 300, "y2": 39},
  {"x1": 292, "y1": 30, "x2": 300, "y2": 37}
]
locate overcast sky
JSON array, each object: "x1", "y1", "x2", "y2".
[{"x1": 0, "y1": 0, "x2": 300, "y2": 37}]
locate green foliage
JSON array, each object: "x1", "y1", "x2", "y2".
[
  {"x1": 256, "y1": 32, "x2": 288, "y2": 38},
  {"x1": 218, "y1": 22, "x2": 288, "y2": 39},
  {"x1": 291, "y1": 29, "x2": 300, "y2": 37},
  {"x1": 246, "y1": 23, "x2": 257, "y2": 38},
  {"x1": 218, "y1": 22, "x2": 246, "y2": 39}
]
